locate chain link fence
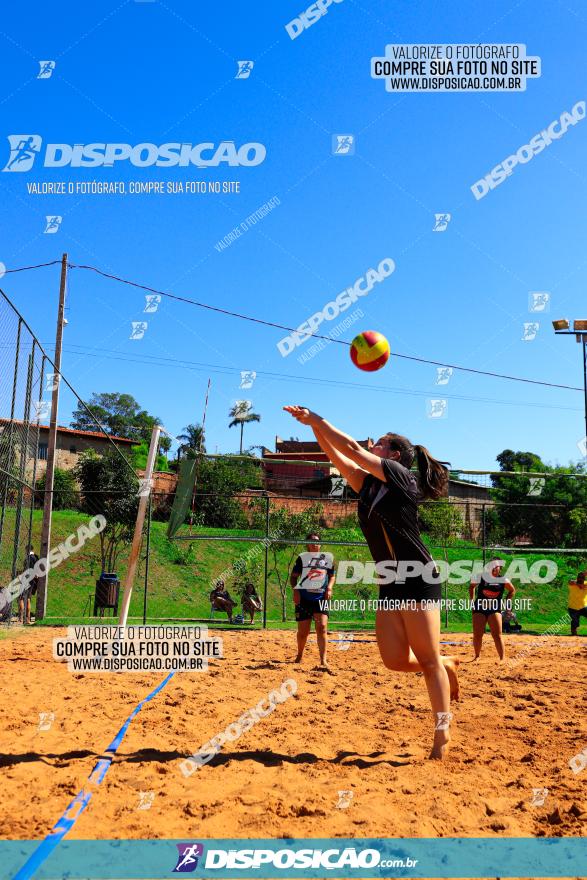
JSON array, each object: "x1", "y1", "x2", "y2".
[
  {"x1": 10, "y1": 486, "x2": 582, "y2": 631},
  {"x1": 1, "y1": 281, "x2": 586, "y2": 632}
]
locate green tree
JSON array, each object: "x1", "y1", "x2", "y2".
[
  {"x1": 490, "y1": 450, "x2": 587, "y2": 547},
  {"x1": 266, "y1": 504, "x2": 323, "y2": 622},
  {"x1": 192, "y1": 455, "x2": 262, "y2": 528},
  {"x1": 419, "y1": 500, "x2": 464, "y2": 546},
  {"x1": 70, "y1": 392, "x2": 171, "y2": 454},
  {"x1": 74, "y1": 449, "x2": 139, "y2": 573},
  {"x1": 36, "y1": 468, "x2": 78, "y2": 510},
  {"x1": 177, "y1": 423, "x2": 206, "y2": 459},
  {"x1": 228, "y1": 401, "x2": 261, "y2": 454},
  {"x1": 130, "y1": 440, "x2": 169, "y2": 472}
]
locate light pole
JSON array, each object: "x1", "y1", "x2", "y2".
[{"x1": 552, "y1": 318, "x2": 587, "y2": 454}]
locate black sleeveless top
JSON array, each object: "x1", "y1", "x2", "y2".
[{"x1": 473, "y1": 577, "x2": 506, "y2": 614}]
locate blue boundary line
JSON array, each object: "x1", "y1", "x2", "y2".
[{"x1": 13, "y1": 670, "x2": 177, "y2": 880}]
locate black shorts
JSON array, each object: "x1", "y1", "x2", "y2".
[
  {"x1": 472, "y1": 600, "x2": 502, "y2": 617},
  {"x1": 295, "y1": 598, "x2": 329, "y2": 622},
  {"x1": 569, "y1": 607, "x2": 587, "y2": 628},
  {"x1": 378, "y1": 574, "x2": 442, "y2": 605},
  {"x1": 20, "y1": 586, "x2": 34, "y2": 603}
]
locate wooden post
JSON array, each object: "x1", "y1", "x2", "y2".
[
  {"x1": 37, "y1": 253, "x2": 68, "y2": 620},
  {"x1": 118, "y1": 424, "x2": 160, "y2": 630}
]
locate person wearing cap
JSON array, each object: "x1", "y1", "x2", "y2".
[{"x1": 290, "y1": 532, "x2": 335, "y2": 670}]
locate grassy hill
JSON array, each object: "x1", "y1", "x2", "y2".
[{"x1": 0, "y1": 508, "x2": 582, "y2": 632}]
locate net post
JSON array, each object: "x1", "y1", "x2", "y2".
[{"x1": 119, "y1": 424, "x2": 160, "y2": 631}]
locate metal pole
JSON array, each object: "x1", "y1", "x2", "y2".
[
  {"x1": 582, "y1": 335, "x2": 587, "y2": 454},
  {"x1": 27, "y1": 353, "x2": 45, "y2": 550},
  {"x1": 119, "y1": 424, "x2": 161, "y2": 630},
  {"x1": 481, "y1": 503, "x2": 487, "y2": 565},
  {"x1": 11, "y1": 350, "x2": 34, "y2": 580},
  {"x1": 37, "y1": 253, "x2": 68, "y2": 620},
  {"x1": 0, "y1": 319, "x2": 21, "y2": 553},
  {"x1": 143, "y1": 494, "x2": 152, "y2": 625},
  {"x1": 262, "y1": 493, "x2": 269, "y2": 629}
]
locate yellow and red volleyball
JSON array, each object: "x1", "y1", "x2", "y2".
[{"x1": 350, "y1": 330, "x2": 390, "y2": 372}]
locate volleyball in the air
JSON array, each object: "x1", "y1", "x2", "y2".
[{"x1": 350, "y1": 330, "x2": 390, "y2": 372}]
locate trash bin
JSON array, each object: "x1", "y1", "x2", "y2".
[{"x1": 93, "y1": 573, "x2": 120, "y2": 617}]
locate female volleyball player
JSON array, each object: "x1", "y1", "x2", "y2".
[
  {"x1": 469, "y1": 558, "x2": 515, "y2": 660},
  {"x1": 283, "y1": 406, "x2": 459, "y2": 760}
]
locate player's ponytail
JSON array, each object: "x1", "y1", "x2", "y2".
[{"x1": 413, "y1": 444, "x2": 448, "y2": 500}]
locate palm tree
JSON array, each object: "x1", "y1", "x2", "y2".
[
  {"x1": 228, "y1": 401, "x2": 261, "y2": 454},
  {"x1": 177, "y1": 423, "x2": 205, "y2": 459}
]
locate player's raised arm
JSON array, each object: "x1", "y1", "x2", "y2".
[{"x1": 283, "y1": 406, "x2": 385, "y2": 483}]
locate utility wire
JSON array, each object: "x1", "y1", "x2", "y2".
[
  {"x1": 3, "y1": 260, "x2": 63, "y2": 274},
  {"x1": 2, "y1": 258, "x2": 582, "y2": 393},
  {"x1": 66, "y1": 261, "x2": 581, "y2": 393},
  {"x1": 57, "y1": 343, "x2": 583, "y2": 414}
]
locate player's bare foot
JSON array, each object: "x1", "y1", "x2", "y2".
[
  {"x1": 443, "y1": 657, "x2": 460, "y2": 701},
  {"x1": 429, "y1": 712, "x2": 452, "y2": 760},
  {"x1": 429, "y1": 733, "x2": 450, "y2": 760},
  {"x1": 294, "y1": 654, "x2": 303, "y2": 663}
]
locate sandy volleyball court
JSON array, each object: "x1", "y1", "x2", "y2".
[{"x1": 1, "y1": 627, "x2": 585, "y2": 849}]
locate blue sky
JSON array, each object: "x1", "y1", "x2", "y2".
[{"x1": 1, "y1": 0, "x2": 586, "y2": 471}]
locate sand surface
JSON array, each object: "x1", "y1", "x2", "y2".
[{"x1": 1, "y1": 627, "x2": 585, "y2": 856}]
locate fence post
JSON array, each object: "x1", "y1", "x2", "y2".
[
  {"x1": 262, "y1": 493, "x2": 269, "y2": 629},
  {"x1": 143, "y1": 494, "x2": 152, "y2": 625},
  {"x1": 11, "y1": 349, "x2": 34, "y2": 581},
  {"x1": 481, "y1": 503, "x2": 487, "y2": 565},
  {"x1": 37, "y1": 253, "x2": 68, "y2": 621},
  {"x1": 0, "y1": 319, "x2": 21, "y2": 554}
]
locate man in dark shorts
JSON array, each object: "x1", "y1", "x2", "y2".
[
  {"x1": 290, "y1": 532, "x2": 335, "y2": 669},
  {"x1": 469, "y1": 558, "x2": 515, "y2": 659}
]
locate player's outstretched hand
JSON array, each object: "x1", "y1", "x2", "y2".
[{"x1": 283, "y1": 405, "x2": 319, "y2": 426}]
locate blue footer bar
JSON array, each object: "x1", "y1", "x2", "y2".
[{"x1": 2, "y1": 837, "x2": 585, "y2": 879}]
